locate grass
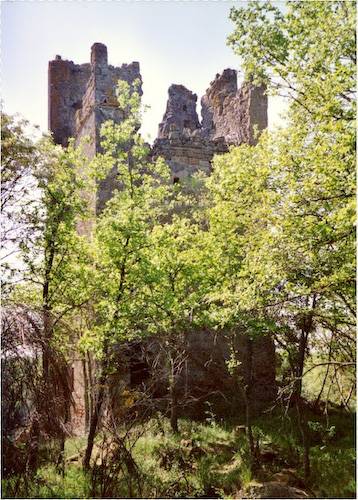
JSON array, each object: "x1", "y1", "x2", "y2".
[
  {"x1": 2, "y1": 407, "x2": 356, "y2": 498},
  {"x1": 249, "y1": 408, "x2": 356, "y2": 499},
  {"x1": 1, "y1": 465, "x2": 89, "y2": 499}
]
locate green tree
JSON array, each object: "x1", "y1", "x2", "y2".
[
  {"x1": 81, "y1": 80, "x2": 172, "y2": 467},
  {"x1": 15, "y1": 139, "x2": 94, "y2": 363},
  {"x1": 142, "y1": 204, "x2": 214, "y2": 432},
  {"x1": 226, "y1": 0, "x2": 356, "y2": 395},
  {"x1": 2, "y1": 116, "x2": 96, "y2": 469},
  {"x1": 1, "y1": 112, "x2": 95, "y2": 360},
  {"x1": 206, "y1": 0, "x2": 356, "y2": 475},
  {"x1": 228, "y1": 0, "x2": 356, "y2": 123},
  {"x1": 1, "y1": 112, "x2": 40, "y2": 288}
]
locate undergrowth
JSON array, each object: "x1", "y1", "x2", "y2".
[{"x1": 2, "y1": 408, "x2": 355, "y2": 498}]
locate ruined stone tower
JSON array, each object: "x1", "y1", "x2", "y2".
[
  {"x1": 49, "y1": 43, "x2": 141, "y2": 153},
  {"x1": 48, "y1": 44, "x2": 275, "y2": 433},
  {"x1": 49, "y1": 43, "x2": 142, "y2": 211}
]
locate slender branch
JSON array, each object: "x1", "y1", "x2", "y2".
[{"x1": 303, "y1": 361, "x2": 355, "y2": 379}]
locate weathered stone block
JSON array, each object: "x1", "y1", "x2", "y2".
[{"x1": 158, "y1": 84, "x2": 201, "y2": 138}]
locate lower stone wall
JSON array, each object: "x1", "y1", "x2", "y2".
[{"x1": 106, "y1": 328, "x2": 277, "y2": 422}]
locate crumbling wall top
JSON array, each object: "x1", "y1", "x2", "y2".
[
  {"x1": 91, "y1": 42, "x2": 108, "y2": 68},
  {"x1": 201, "y1": 68, "x2": 238, "y2": 140},
  {"x1": 49, "y1": 43, "x2": 142, "y2": 149},
  {"x1": 158, "y1": 84, "x2": 201, "y2": 139}
]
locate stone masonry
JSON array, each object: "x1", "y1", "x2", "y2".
[
  {"x1": 49, "y1": 44, "x2": 267, "y2": 186},
  {"x1": 49, "y1": 43, "x2": 142, "y2": 212},
  {"x1": 48, "y1": 44, "x2": 275, "y2": 433},
  {"x1": 151, "y1": 68, "x2": 267, "y2": 182},
  {"x1": 49, "y1": 43, "x2": 142, "y2": 151}
]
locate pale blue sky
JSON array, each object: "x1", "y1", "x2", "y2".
[{"x1": 1, "y1": 0, "x2": 285, "y2": 142}]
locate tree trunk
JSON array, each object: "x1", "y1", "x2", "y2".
[
  {"x1": 243, "y1": 337, "x2": 255, "y2": 458},
  {"x1": 296, "y1": 392, "x2": 310, "y2": 477},
  {"x1": 87, "y1": 351, "x2": 94, "y2": 423},
  {"x1": 314, "y1": 330, "x2": 333, "y2": 408},
  {"x1": 170, "y1": 384, "x2": 179, "y2": 433},
  {"x1": 169, "y1": 355, "x2": 179, "y2": 433},
  {"x1": 83, "y1": 361, "x2": 107, "y2": 469},
  {"x1": 295, "y1": 324, "x2": 311, "y2": 477},
  {"x1": 56, "y1": 433, "x2": 66, "y2": 475},
  {"x1": 42, "y1": 309, "x2": 52, "y2": 377},
  {"x1": 83, "y1": 358, "x2": 90, "y2": 431}
]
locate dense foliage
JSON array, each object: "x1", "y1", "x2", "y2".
[{"x1": 225, "y1": 0, "x2": 356, "y2": 395}]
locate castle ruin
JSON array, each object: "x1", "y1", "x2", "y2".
[
  {"x1": 48, "y1": 44, "x2": 275, "y2": 433},
  {"x1": 49, "y1": 43, "x2": 267, "y2": 191}
]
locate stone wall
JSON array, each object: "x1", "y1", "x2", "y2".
[
  {"x1": 49, "y1": 44, "x2": 267, "y2": 193},
  {"x1": 73, "y1": 44, "x2": 142, "y2": 155},
  {"x1": 151, "y1": 69, "x2": 267, "y2": 182},
  {"x1": 48, "y1": 57, "x2": 90, "y2": 147},
  {"x1": 49, "y1": 43, "x2": 142, "y2": 212},
  {"x1": 201, "y1": 69, "x2": 267, "y2": 145},
  {"x1": 107, "y1": 329, "x2": 276, "y2": 421},
  {"x1": 49, "y1": 43, "x2": 141, "y2": 151}
]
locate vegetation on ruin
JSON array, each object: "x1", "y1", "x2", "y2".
[{"x1": 1, "y1": 1, "x2": 355, "y2": 498}]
